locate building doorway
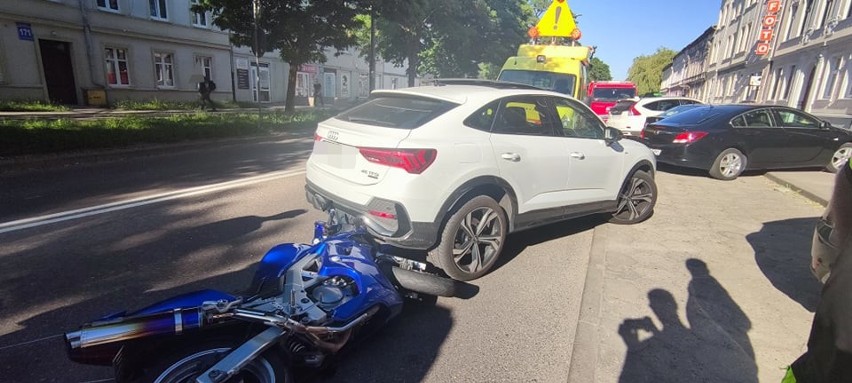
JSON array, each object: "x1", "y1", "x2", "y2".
[
  {"x1": 39, "y1": 39, "x2": 78, "y2": 105},
  {"x1": 798, "y1": 64, "x2": 817, "y2": 111},
  {"x1": 250, "y1": 62, "x2": 270, "y2": 102}
]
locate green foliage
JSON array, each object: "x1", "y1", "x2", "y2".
[
  {"x1": 0, "y1": 111, "x2": 333, "y2": 157},
  {"x1": 477, "y1": 62, "x2": 502, "y2": 80},
  {"x1": 627, "y1": 47, "x2": 676, "y2": 96},
  {"x1": 588, "y1": 57, "x2": 612, "y2": 82},
  {"x1": 112, "y1": 99, "x2": 200, "y2": 111},
  {"x1": 196, "y1": 0, "x2": 366, "y2": 111},
  {"x1": 0, "y1": 100, "x2": 71, "y2": 112},
  {"x1": 371, "y1": 0, "x2": 532, "y2": 84}
]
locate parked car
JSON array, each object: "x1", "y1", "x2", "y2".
[
  {"x1": 607, "y1": 96, "x2": 704, "y2": 136},
  {"x1": 585, "y1": 81, "x2": 637, "y2": 118},
  {"x1": 641, "y1": 104, "x2": 852, "y2": 180},
  {"x1": 642, "y1": 103, "x2": 707, "y2": 127},
  {"x1": 305, "y1": 79, "x2": 658, "y2": 281}
]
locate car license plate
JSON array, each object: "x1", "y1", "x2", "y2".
[{"x1": 651, "y1": 149, "x2": 661, "y2": 156}]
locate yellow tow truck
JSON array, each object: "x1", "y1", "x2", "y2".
[{"x1": 496, "y1": 0, "x2": 593, "y2": 101}]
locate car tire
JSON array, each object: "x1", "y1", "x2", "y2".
[
  {"x1": 826, "y1": 143, "x2": 852, "y2": 173},
  {"x1": 610, "y1": 170, "x2": 657, "y2": 225},
  {"x1": 429, "y1": 195, "x2": 507, "y2": 281},
  {"x1": 709, "y1": 148, "x2": 747, "y2": 180}
]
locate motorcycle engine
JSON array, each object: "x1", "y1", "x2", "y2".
[{"x1": 309, "y1": 276, "x2": 356, "y2": 311}]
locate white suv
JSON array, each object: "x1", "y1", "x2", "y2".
[
  {"x1": 305, "y1": 80, "x2": 658, "y2": 281},
  {"x1": 607, "y1": 96, "x2": 704, "y2": 136}
]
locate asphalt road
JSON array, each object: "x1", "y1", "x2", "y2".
[{"x1": 0, "y1": 135, "x2": 596, "y2": 382}]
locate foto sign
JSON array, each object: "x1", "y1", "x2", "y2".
[{"x1": 756, "y1": 0, "x2": 781, "y2": 56}]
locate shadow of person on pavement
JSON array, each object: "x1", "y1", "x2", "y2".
[
  {"x1": 619, "y1": 289, "x2": 707, "y2": 383},
  {"x1": 619, "y1": 266, "x2": 758, "y2": 382},
  {"x1": 747, "y1": 217, "x2": 822, "y2": 312},
  {"x1": 686, "y1": 258, "x2": 758, "y2": 382}
]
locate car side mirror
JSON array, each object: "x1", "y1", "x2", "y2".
[
  {"x1": 605, "y1": 126, "x2": 623, "y2": 145},
  {"x1": 819, "y1": 120, "x2": 832, "y2": 129}
]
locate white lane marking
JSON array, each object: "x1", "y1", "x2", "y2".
[
  {"x1": 0, "y1": 168, "x2": 306, "y2": 235},
  {"x1": 0, "y1": 334, "x2": 62, "y2": 351}
]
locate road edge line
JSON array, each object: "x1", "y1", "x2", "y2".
[{"x1": 566, "y1": 223, "x2": 607, "y2": 383}]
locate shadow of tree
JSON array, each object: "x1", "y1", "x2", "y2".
[{"x1": 747, "y1": 217, "x2": 822, "y2": 312}]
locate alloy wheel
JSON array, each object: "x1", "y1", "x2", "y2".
[
  {"x1": 452, "y1": 207, "x2": 503, "y2": 274},
  {"x1": 832, "y1": 146, "x2": 852, "y2": 171},
  {"x1": 614, "y1": 175, "x2": 655, "y2": 221},
  {"x1": 719, "y1": 153, "x2": 743, "y2": 178}
]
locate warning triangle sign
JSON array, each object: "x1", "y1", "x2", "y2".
[{"x1": 535, "y1": 0, "x2": 577, "y2": 38}]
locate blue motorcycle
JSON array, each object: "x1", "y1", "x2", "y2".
[{"x1": 64, "y1": 210, "x2": 456, "y2": 383}]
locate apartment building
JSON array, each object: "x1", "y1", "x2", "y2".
[
  {"x1": 705, "y1": 0, "x2": 767, "y2": 104},
  {"x1": 0, "y1": 0, "x2": 412, "y2": 106},
  {"x1": 664, "y1": 0, "x2": 852, "y2": 129},
  {"x1": 759, "y1": 0, "x2": 852, "y2": 129},
  {"x1": 661, "y1": 27, "x2": 716, "y2": 100}
]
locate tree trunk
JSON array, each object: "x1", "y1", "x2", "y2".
[
  {"x1": 407, "y1": 37, "x2": 418, "y2": 87},
  {"x1": 285, "y1": 64, "x2": 298, "y2": 113}
]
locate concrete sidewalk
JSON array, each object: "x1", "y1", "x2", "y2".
[{"x1": 568, "y1": 171, "x2": 828, "y2": 383}]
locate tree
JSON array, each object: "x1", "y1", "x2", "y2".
[
  {"x1": 627, "y1": 47, "x2": 676, "y2": 96},
  {"x1": 197, "y1": 0, "x2": 366, "y2": 112},
  {"x1": 370, "y1": 0, "x2": 531, "y2": 85},
  {"x1": 588, "y1": 57, "x2": 612, "y2": 82}
]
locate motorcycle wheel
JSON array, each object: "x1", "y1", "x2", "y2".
[{"x1": 126, "y1": 340, "x2": 292, "y2": 383}]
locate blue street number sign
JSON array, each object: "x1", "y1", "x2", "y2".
[{"x1": 17, "y1": 22, "x2": 34, "y2": 41}]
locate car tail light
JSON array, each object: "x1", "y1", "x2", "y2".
[
  {"x1": 314, "y1": 133, "x2": 322, "y2": 141},
  {"x1": 672, "y1": 131, "x2": 709, "y2": 144},
  {"x1": 640, "y1": 129, "x2": 645, "y2": 139},
  {"x1": 358, "y1": 148, "x2": 437, "y2": 174},
  {"x1": 629, "y1": 106, "x2": 641, "y2": 116}
]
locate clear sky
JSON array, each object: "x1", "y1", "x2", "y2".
[{"x1": 569, "y1": 0, "x2": 722, "y2": 81}]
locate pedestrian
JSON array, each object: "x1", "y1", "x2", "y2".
[
  {"x1": 783, "y1": 156, "x2": 852, "y2": 383},
  {"x1": 198, "y1": 75, "x2": 217, "y2": 111},
  {"x1": 313, "y1": 81, "x2": 324, "y2": 107}
]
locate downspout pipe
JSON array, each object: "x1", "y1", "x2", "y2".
[{"x1": 78, "y1": 0, "x2": 103, "y2": 88}]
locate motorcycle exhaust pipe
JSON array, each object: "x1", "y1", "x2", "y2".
[{"x1": 66, "y1": 308, "x2": 204, "y2": 350}]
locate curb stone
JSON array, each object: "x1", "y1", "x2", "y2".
[
  {"x1": 566, "y1": 223, "x2": 608, "y2": 383},
  {"x1": 763, "y1": 173, "x2": 829, "y2": 207}
]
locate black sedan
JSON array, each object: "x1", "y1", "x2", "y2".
[{"x1": 641, "y1": 104, "x2": 852, "y2": 180}]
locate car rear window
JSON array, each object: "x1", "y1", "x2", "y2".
[
  {"x1": 657, "y1": 106, "x2": 718, "y2": 125},
  {"x1": 335, "y1": 96, "x2": 458, "y2": 129},
  {"x1": 592, "y1": 88, "x2": 636, "y2": 100}
]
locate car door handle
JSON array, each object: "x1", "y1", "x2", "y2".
[
  {"x1": 570, "y1": 152, "x2": 586, "y2": 160},
  {"x1": 501, "y1": 153, "x2": 521, "y2": 162}
]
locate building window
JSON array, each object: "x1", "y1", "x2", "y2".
[
  {"x1": 821, "y1": 0, "x2": 837, "y2": 28},
  {"x1": 785, "y1": 3, "x2": 800, "y2": 40},
  {"x1": 771, "y1": 67, "x2": 784, "y2": 100},
  {"x1": 149, "y1": 0, "x2": 168, "y2": 20},
  {"x1": 801, "y1": 0, "x2": 816, "y2": 35},
  {"x1": 190, "y1": 0, "x2": 209, "y2": 27},
  {"x1": 154, "y1": 52, "x2": 174, "y2": 87},
  {"x1": 196, "y1": 56, "x2": 212, "y2": 78},
  {"x1": 105, "y1": 47, "x2": 130, "y2": 86},
  {"x1": 729, "y1": 33, "x2": 737, "y2": 57},
  {"x1": 783, "y1": 65, "x2": 797, "y2": 100},
  {"x1": 97, "y1": 0, "x2": 119, "y2": 12},
  {"x1": 821, "y1": 57, "x2": 842, "y2": 99}
]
